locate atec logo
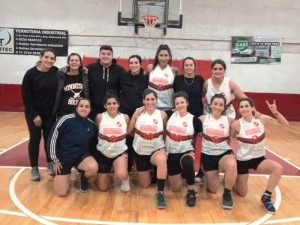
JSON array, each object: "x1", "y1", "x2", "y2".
[{"x1": 0, "y1": 29, "x2": 14, "y2": 53}]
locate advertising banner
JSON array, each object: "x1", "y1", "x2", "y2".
[
  {"x1": 0, "y1": 27, "x2": 68, "y2": 56},
  {"x1": 231, "y1": 36, "x2": 282, "y2": 64}
]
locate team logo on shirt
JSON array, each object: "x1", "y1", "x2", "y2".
[
  {"x1": 182, "y1": 122, "x2": 187, "y2": 127},
  {"x1": 164, "y1": 73, "x2": 168, "y2": 77},
  {"x1": 117, "y1": 122, "x2": 122, "y2": 127},
  {"x1": 219, "y1": 124, "x2": 224, "y2": 129},
  {"x1": 221, "y1": 92, "x2": 225, "y2": 97},
  {"x1": 153, "y1": 119, "x2": 158, "y2": 124},
  {"x1": 252, "y1": 135, "x2": 259, "y2": 144},
  {"x1": 254, "y1": 122, "x2": 259, "y2": 127}
]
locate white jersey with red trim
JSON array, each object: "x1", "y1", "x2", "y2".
[
  {"x1": 149, "y1": 65, "x2": 174, "y2": 110},
  {"x1": 133, "y1": 109, "x2": 165, "y2": 155},
  {"x1": 236, "y1": 118, "x2": 265, "y2": 161},
  {"x1": 166, "y1": 112, "x2": 195, "y2": 154},
  {"x1": 202, "y1": 114, "x2": 231, "y2": 155},
  {"x1": 97, "y1": 112, "x2": 127, "y2": 158},
  {"x1": 203, "y1": 77, "x2": 236, "y2": 119}
]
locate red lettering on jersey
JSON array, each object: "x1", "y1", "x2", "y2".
[
  {"x1": 140, "y1": 124, "x2": 157, "y2": 132},
  {"x1": 206, "y1": 128, "x2": 224, "y2": 136},
  {"x1": 152, "y1": 77, "x2": 168, "y2": 84},
  {"x1": 245, "y1": 127, "x2": 261, "y2": 136},
  {"x1": 103, "y1": 128, "x2": 122, "y2": 135},
  {"x1": 168, "y1": 125, "x2": 186, "y2": 134}
]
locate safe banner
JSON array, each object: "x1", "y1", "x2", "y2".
[{"x1": 231, "y1": 36, "x2": 282, "y2": 64}]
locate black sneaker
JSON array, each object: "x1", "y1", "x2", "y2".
[
  {"x1": 186, "y1": 190, "x2": 197, "y2": 207},
  {"x1": 195, "y1": 169, "x2": 204, "y2": 183},
  {"x1": 261, "y1": 193, "x2": 276, "y2": 214},
  {"x1": 222, "y1": 190, "x2": 233, "y2": 209},
  {"x1": 79, "y1": 172, "x2": 89, "y2": 193}
]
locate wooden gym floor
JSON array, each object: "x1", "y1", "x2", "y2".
[{"x1": 0, "y1": 111, "x2": 300, "y2": 225}]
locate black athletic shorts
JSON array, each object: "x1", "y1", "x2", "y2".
[
  {"x1": 56, "y1": 152, "x2": 92, "y2": 175},
  {"x1": 167, "y1": 151, "x2": 194, "y2": 176},
  {"x1": 201, "y1": 150, "x2": 233, "y2": 172},
  {"x1": 93, "y1": 150, "x2": 128, "y2": 173},
  {"x1": 237, "y1": 156, "x2": 266, "y2": 174},
  {"x1": 133, "y1": 148, "x2": 167, "y2": 172}
]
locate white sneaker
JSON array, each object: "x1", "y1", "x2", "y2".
[
  {"x1": 120, "y1": 177, "x2": 130, "y2": 192},
  {"x1": 195, "y1": 177, "x2": 201, "y2": 183}
]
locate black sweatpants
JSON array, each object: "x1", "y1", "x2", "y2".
[{"x1": 25, "y1": 114, "x2": 55, "y2": 167}]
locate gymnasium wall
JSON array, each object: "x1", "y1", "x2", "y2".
[{"x1": 0, "y1": 0, "x2": 299, "y2": 120}]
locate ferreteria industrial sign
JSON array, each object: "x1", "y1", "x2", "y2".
[
  {"x1": 231, "y1": 36, "x2": 282, "y2": 64},
  {"x1": 0, "y1": 27, "x2": 68, "y2": 56}
]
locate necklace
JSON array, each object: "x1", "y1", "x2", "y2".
[{"x1": 184, "y1": 76, "x2": 195, "y2": 85}]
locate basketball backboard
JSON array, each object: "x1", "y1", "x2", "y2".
[{"x1": 118, "y1": 0, "x2": 183, "y2": 35}]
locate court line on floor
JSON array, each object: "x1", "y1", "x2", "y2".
[
  {"x1": 265, "y1": 147, "x2": 300, "y2": 171},
  {"x1": 0, "y1": 209, "x2": 26, "y2": 217},
  {"x1": 9, "y1": 167, "x2": 56, "y2": 225},
  {"x1": 0, "y1": 138, "x2": 29, "y2": 155},
  {"x1": 1, "y1": 207, "x2": 299, "y2": 225},
  {"x1": 247, "y1": 177, "x2": 281, "y2": 225}
]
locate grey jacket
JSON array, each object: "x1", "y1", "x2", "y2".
[{"x1": 52, "y1": 68, "x2": 89, "y2": 116}]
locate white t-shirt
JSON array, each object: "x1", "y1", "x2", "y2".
[
  {"x1": 236, "y1": 117, "x2": 265, "y2": 161},
  {"x1": 133, "y1": 109, "x2": 165, "y2": 155},
  {"x1": 97, "y1": 112, "x2": 127, "y2": 158},
  {"x1": 149, "y1": 65, "x2": 174, "y2": 110},
  {"x1": 204, "y1": 77, "x2": 236, "y2": 119},
  {"x1": 166, "y1": 112, "x2": 195, "y2": 154},
  {"x1": 202, "y1": 114, "x2": 231, "y2": 155}
]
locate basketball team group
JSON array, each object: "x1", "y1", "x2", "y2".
[{"x1": 21, "y1": 44, "x2": 289, "y2": 214}]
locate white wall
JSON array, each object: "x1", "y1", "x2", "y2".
[{"x1": 0, "y1": 0, "x2": 299, "y2": 94}]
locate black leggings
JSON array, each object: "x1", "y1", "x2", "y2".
[{"x1": 25, "y1": 114, "x2": 55, "y2": 167}]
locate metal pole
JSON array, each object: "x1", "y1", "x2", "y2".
[{"x1": 179, "y1": 0, "x2": 182, "y2": 15}]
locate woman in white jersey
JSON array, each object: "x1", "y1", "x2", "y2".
[
  {"x1": 93, "y1": 93, "x2": 130, "y2": 192},
  {"x1": 165, "y1": 92, "x2": 202, "y2": 207},
  {"x1": 196, "y1": 59, "x2": 258, "y2": 181},
  {"x1": 128, "y1": 89, "x2": 168, "y2": 209},
  {"x1": 200, "y1": 94, "x2": 237, "y2": 210},
  {"x1": 230, "y1": 98, "x2": 288, "y2": 214},
  {"x1": 203, "y1": 59, "x2": 249, "y2": 119},
  {"x1": 147, "y1": 44, "x2": 178, "y2": 110}
]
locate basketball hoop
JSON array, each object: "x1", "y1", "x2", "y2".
[{"x1": 141, "y1": 15, "x2": 159, "y2": 35}]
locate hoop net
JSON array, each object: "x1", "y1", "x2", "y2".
[{"x1": 141, "y1": 15, "x2": 159, "y2": 34}]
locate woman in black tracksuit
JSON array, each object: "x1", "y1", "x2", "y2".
[{"x1": 47, "y1": 99, "x2": 98, "y2": 196}]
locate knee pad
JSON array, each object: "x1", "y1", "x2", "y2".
[{"x1": 181, "y1": 155, "x2": 195, "y2": 185}]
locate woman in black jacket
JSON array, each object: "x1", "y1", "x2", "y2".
[
  {"x1": 47, "y1": 99, "x2": 98, "y2": 196},
  {"x1": 52, "y1": 53, "x2": 89, "y2": 118},
  {"x1": 22, "y1": 48, "x2": 58, "y2": 181},
  {"x1": 119, "y1": 55, "x2": 149, "y2": 172}
]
